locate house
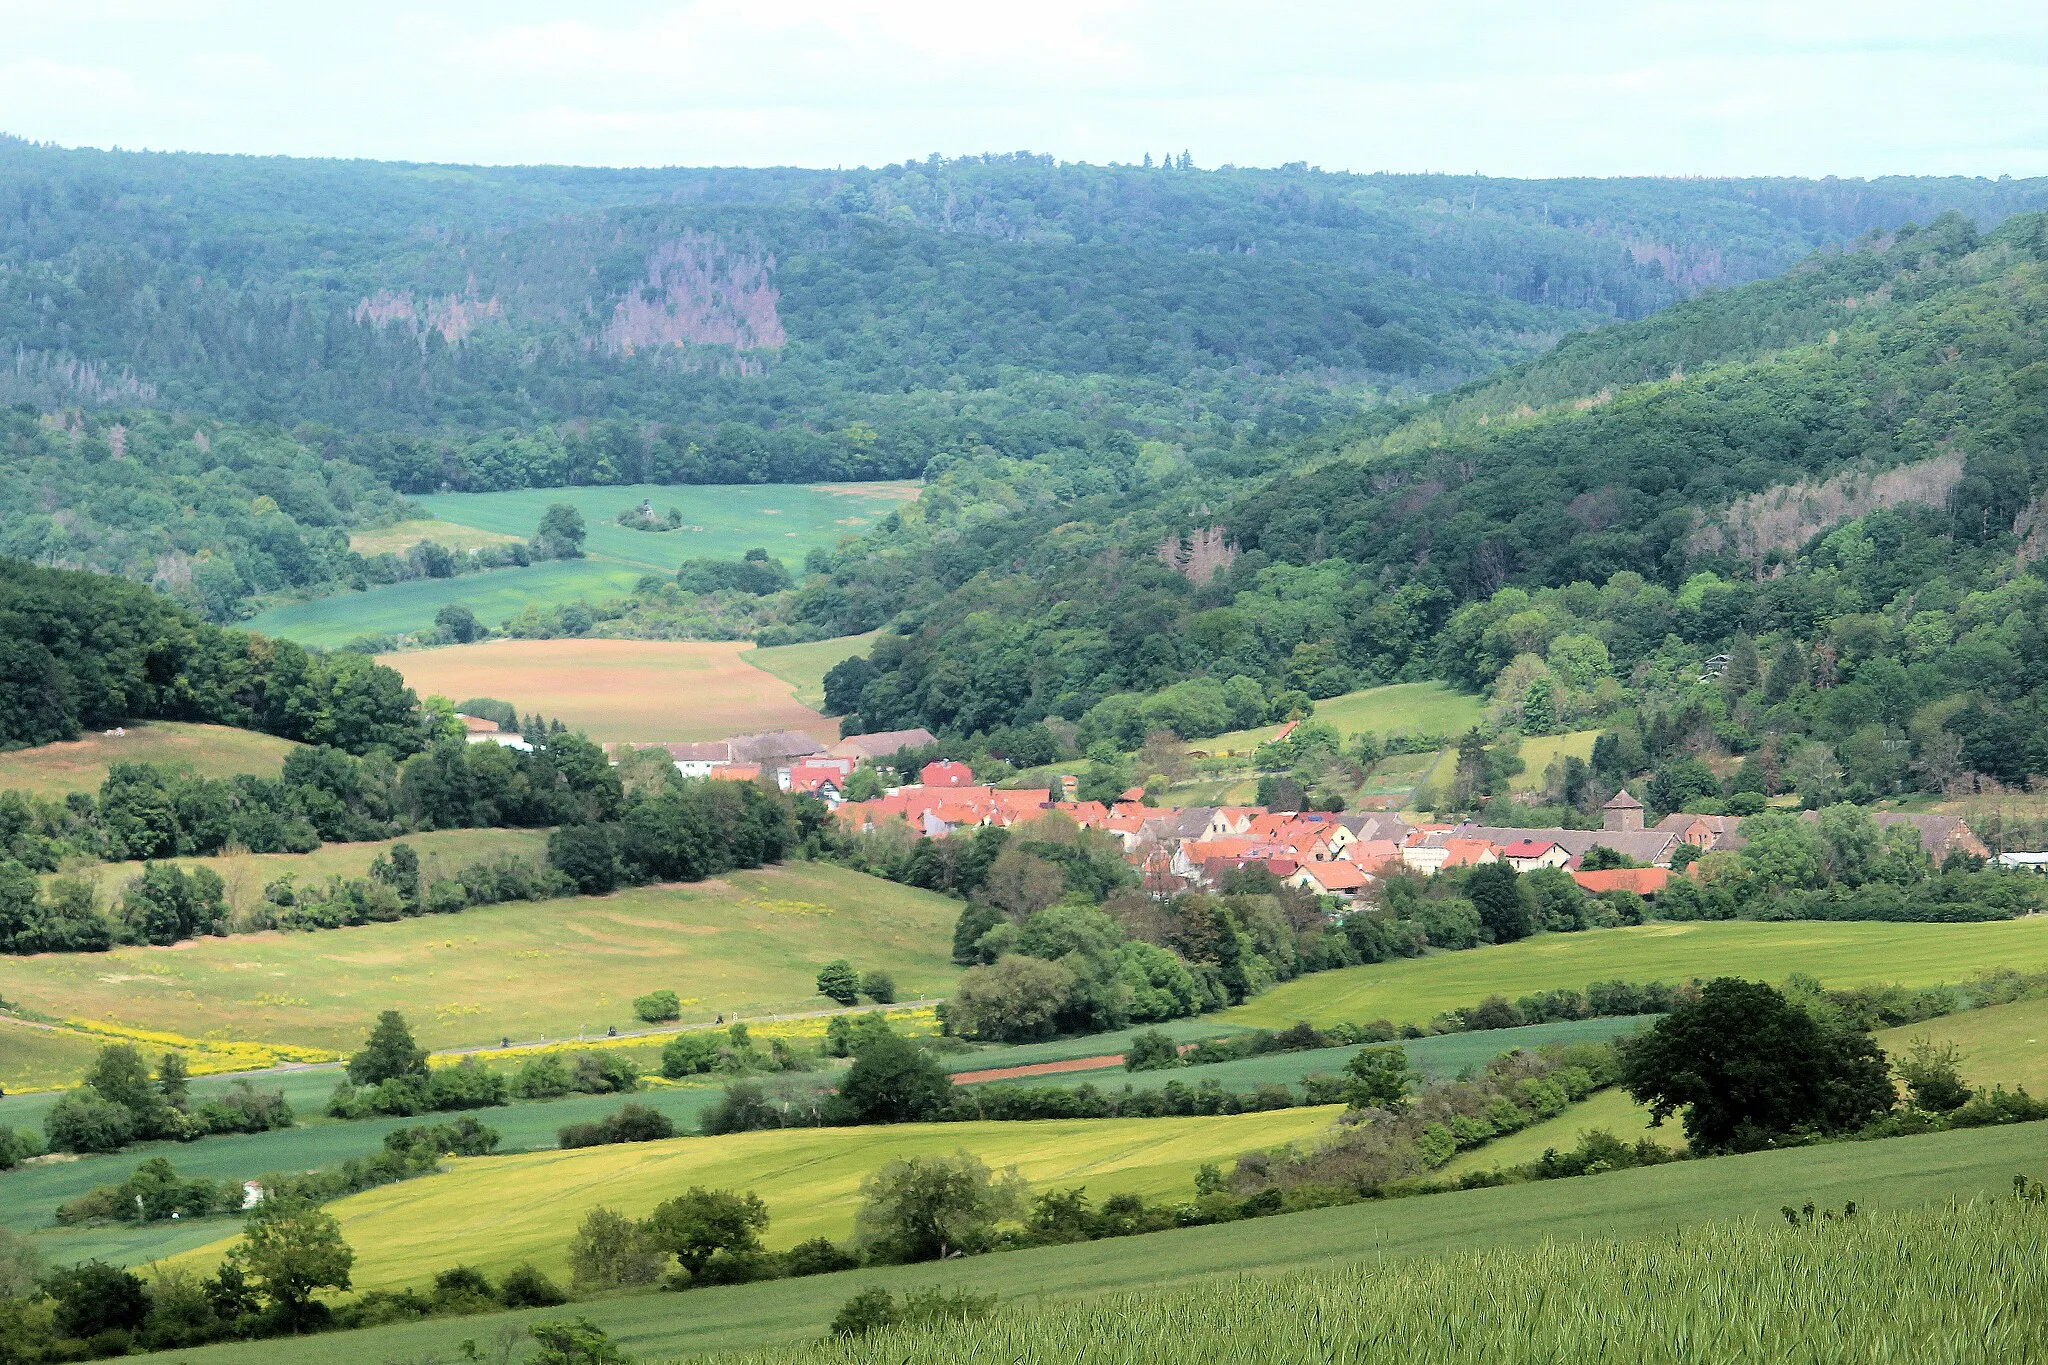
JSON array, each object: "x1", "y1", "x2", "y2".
[
  {"x1": 1403, "y1": 837, "x2": 1499, "y2": 875},
  {"x1": 1998, "y1": 852, "x2": 2048, "y2": 871},
  {"x1": 1205, "y1": 807, "x2": 1260, "y2": 837},
  {"x1": 1450, "y1": 824, "x2": 1679, "y2": 868},
  {"x1": 1289, "y1": 860, "x2": 1372, "y2": 899},
  {"x1": 728, "y1": 731, "x2": 827, "y2": 767},
  {"x1": 828, "y1": 728, "x2": 939, "y2": 761},
  {"x1": 1570, "y1": 867, "x2": 1671, "y2": 897},
  {"x1": 783, "y1": 761, "x2": 850, "y2": 804},
  {"x1": 1871, "y1": 812, "x2": 1992, "y2": 862},
  {"x1": 457, "y1": 714, "x2": 500, "y2": 735},
  {"x1": 709, "y1": 764, "x2": 762, "y2": 783},
  {"x1": 921, "y1": 760, "x2": 975, "y2": 788},
  {"x1": 1501, "y1": 838, "x2": 1571, "y2": 872},
  {"x1": 662, "y1": 741, "x2": 732, "y2": 778},
  {"x1": 1343, "y1": 839, "x2": 1405, "y2": 876},
  {"x1": 1654, "y1": 812, "x2": 1746, "y2": 853}
]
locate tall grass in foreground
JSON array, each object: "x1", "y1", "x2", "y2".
[{"x1": 710, "y1": 1196, "x2": 2048, "y2": 1364}]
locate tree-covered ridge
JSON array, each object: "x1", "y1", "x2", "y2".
[
  {"x1": 826, "y1": 212, "x2": 2048, "y2": 740},
  {"x1": 7, "y1": 138, "x2": 2047, "y2": 490},
  {"x1": 0, "y1": 557, "x2": 424, "y2": 752},
  {"x1": 0, "y1": 407, "x2": 415, "y2": 620}
]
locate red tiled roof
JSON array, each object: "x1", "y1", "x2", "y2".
[{"x1": 1570, "y1": 868, "x2": 1670, "y2": 896}]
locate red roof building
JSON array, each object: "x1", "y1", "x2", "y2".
[{"x1": 921, "y1": 760, "x2": 975, "y2": 787}]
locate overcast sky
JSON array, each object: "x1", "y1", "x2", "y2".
[{"x1": 2, "y1": 0, "x2": 2043, "y2": 178}]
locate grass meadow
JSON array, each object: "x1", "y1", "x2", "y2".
[
  {"x1": 0, "y1": 862, "x2": 962, "y2": 1058},
  {"x1": 742, "y1": 632, "x2": 880, "y2": 710},
  {"x1": 0, "y1": 722, "x2": 300, "y2": 800},
  {"x1": 174, "y1": 1108, "x2": 1346, "y2": 1291},
  {"x1": 377, "y1": 638, "x2": 837, "y2": 743},
  {"x1": 154, "y1": 1119, "x2": 2048, "y2": 1364},
  {"x1": 1221, "y1": 919, "x2": 2048, "y2": 1030},
  {"x1": 0, "y1": 1021, "x2": 109, "y2": 1095},
  {"x1": 251, "y1": 480, "x2": 918, "y2": 647}
]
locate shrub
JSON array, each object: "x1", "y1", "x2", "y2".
[
  {"x1": 1124, "y1": 1029, "x2": 1183, "y2": 1072},
  {"x1": 44, "y1": 1088, "x2": 137, "y2": 1154},
  {"x1": 569, "y1": 1051, "x2": 640, "y2": 1094},
  {"x1": 661, "y1": 1032, "x2": 721, "y2": 1077},
  {"x1": 781, "y1": 1237, "x2": 861, "y2": 1277},
  {"x1": 558, "y1": 1102, "x2": 677, "y2": 1149},
  {"x1": 500, "y1": 1262, "x2": 570, "y2": 1308},
  {"x1": 567, "y1": 1209, "x2": 663, "y2": 1291},
  {"x1": 859, "y1": 969, "x2": 897, "y2": 1004},
  {"x1": 513, "y1": 1055, "x2": 574, "y2": 1099},
  {"x1": 633, "y1": 989, "x2": 681, "y2": 1023}
]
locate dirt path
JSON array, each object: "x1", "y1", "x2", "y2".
[{"x1": 950, "y1": 1054, "x2": 1126, "y2": 1085}]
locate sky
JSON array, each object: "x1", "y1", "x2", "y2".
[{"x1": 1, "y1": 0, "x2": 2044, "y2": 178}]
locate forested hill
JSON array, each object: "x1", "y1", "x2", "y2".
[
  {"x1": 824, "y1": 210, "x2": 2048, "y2": 745},
  {"x1": 7, "y1": 136, "x2": 2047, "y2": 489}
]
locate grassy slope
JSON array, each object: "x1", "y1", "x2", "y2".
[
  {"x1": 1221, "y1": 920, "x2": 2048, "y2": 1029},
  {"x1": 1439, "y1": 1087, "x2": 1682, "y2": 1177},
  {"x1": 175, "y1": 1108, "x2": 1345, "y2": 1291},
  {"x1": 161, "y1": 1120, "x2": 2048, "y2": 1364},
  {"x1": 0, "y1": 863, "x2": 961, "y2": 1054},
  {"x1": 249, "y1": 482, "x2": 919, "y2": 648},
  {"x1": 741, "y1": 632, "x2": 880, "y2": 711},
  {"x1": 1874, "y1": 993, "x2": 2048, "y2": 1094},
  {"x1": 0, "y1": 722, "x2": 300, "y2": 800},
  {"x1": 0, "y1": 1021, "x2": 107, "y2": 1095},
  {"x1": 1507, "y1": 730, "x2": 1601, "y2": 791},
  {"x1": 48, "y1": 828, "x2": 550, "y2": 923},
  {"x1": 1195, "y1": 683, "x2": 1485, "y2": 755},
  {"x1": 377, "y1": 638, "x2": 836, "y2": 743}
]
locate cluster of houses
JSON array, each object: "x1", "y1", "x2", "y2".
[{"x1": 463, "y1": 712, "x2": 1999, "y2": 901}]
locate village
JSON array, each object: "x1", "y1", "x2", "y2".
[{"x1": 443, "y1": 715, "x2": 2006, "y2": 907}]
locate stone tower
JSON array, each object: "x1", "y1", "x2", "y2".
[{"x1": 1603, "y1": 788, "x2": 1644, "y2": 832}]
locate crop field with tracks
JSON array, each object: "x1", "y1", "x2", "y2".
[{"x1": 378, "y1": 638, "x2": 838, "y2": 743}]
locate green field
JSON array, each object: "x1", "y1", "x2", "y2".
[
  {"x1": 50, "y1": 827, "x2": 550, "y2": 924},
  {"x1": 0, "y1": 863, "x2": 961, "y2": 1056},
  {"x1": 1220, "y1": 920, "x2": 2048, "y2": 1030},
  {"x1": 247, "y1": 557, "x2": 655, "y2": 648},
  {"x1": 953, "y1": 1016, "x2": 1653, "y2": 1086},
  {"x1": 0, "y1": 1072, "x2": 761, "y2": 1271},
  {"x1": 156, "y1": 1119, "x2": 2048, "y2": 1364},
  {"x1": 248, "y1": 481, "x2": 919, "y2": 647},
  {"x1": 0, "y1": 722, "x2": 300, "y2": 800},
  {"x1": 742, "y1": 632, "x2": 880, "y2": 710},
  {"x1": 1197, "y1": 683, "x2": 1486, "y2": 755},
  {"x1": 174, "y1": 1108, "x2": 1344, "y2": 1291}
]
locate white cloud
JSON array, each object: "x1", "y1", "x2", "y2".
[{"x1": 0, "y1": 0, "x2": 2041, "y2": 176}]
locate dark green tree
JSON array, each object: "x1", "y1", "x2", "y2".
[
  {"x1": 832, "y1": 1032, "x2": 953, "y2": 1124},
  {"x1": 1465, "y1": 862, "x2": 1534, "y2": 943},
  {"x1": 533, "y1": 504, "x2": 587, "y2": 560},
  {"x1": 1618, "y1": 977, "x2": 1895, "y2": 1152},
  {"x1": 43, "y1": 1260, "x2": 149, "y2": 1341},
  {"x1": 226, "y1": 1197, "x2": 355, "y2": 1329},
  {"x1": 853, "y1": 1150, "x2": 1025, "y2": 1262}
]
